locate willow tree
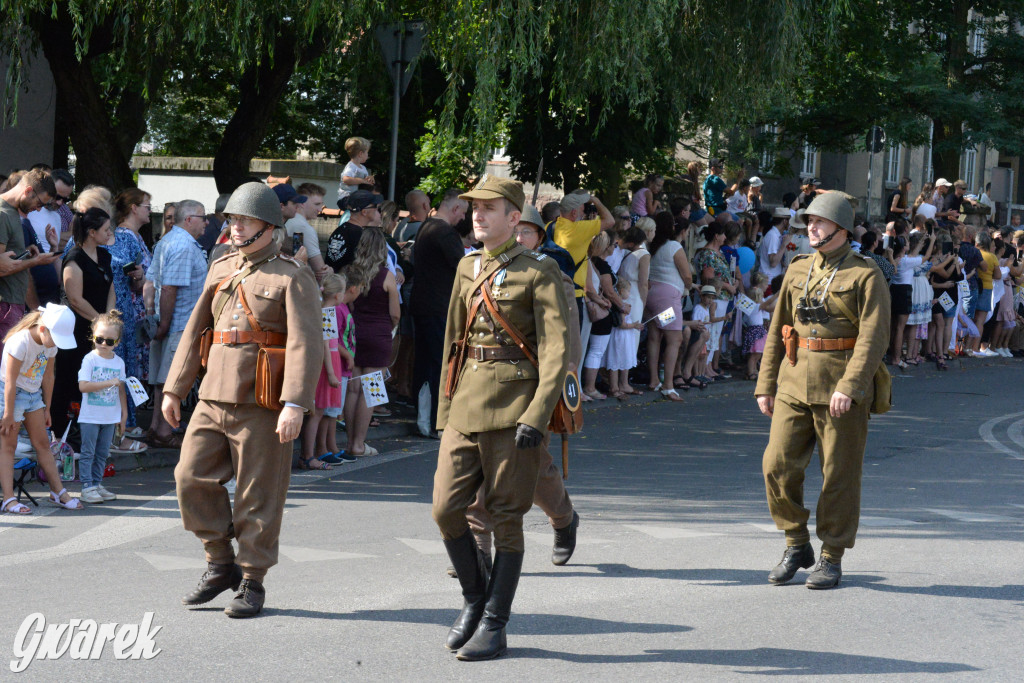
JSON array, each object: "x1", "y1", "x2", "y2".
[{"x1": 2, "y1": 0, "x2": 848, "y2": 193}]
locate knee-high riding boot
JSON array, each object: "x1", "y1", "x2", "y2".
[
  {"x1": 443, "y1": 531, "x2": 490, "y2": 650},
  {"x1": 456, "y1": 551, "x2": 524, "y2": 661}
]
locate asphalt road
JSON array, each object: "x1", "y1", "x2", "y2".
[{"x1": 2, "y1": 358, "x2": 1022, "y2": 681}]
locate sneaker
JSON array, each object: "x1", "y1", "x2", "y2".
[
  {"x1": 336, "y1": 451, "x2": 357, "y2": 463},
  {"x1": 319, "y1": 452, "x2": 344, "y2": 465},
  {"x1": 97, "y1": 485, "x2": 117, "y2": 501},
  {"x1": 81, "y1": 486, "x2": 104, "y2": 504},
  {"x1": 999, "y1": 348, "x2": 1013, "y2": 358},
  {"x1": 977, "y1": 348, "x2": 999, "y2": 358}
]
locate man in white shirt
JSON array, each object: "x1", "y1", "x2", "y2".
[
  {"x1": 285, "y1": 182, "x2": 327, "y2": 278},
  {"x1": 25, "y1": 171, "x2": 72, "y2": 253},
  {"x1": 759, "y1": 208, "x2": 792, "y2": 279}
]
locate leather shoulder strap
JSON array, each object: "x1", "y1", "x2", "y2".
[{"x1": 480, "y1": 284, "x2": 539, "y2": 367}]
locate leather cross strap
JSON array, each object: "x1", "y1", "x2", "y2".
[
  {"x1": 212, "y1": 330, "x2": 287, "y2": 346},
  {"x1": 480, "y1": 284, "x2": 539, "y2": 368},
  {"x1": 467, "y1": 345, "x2": 528, "y2": 361},
  {"x1": 796, "y1": 336, "x2": 857, "y2": 352}
]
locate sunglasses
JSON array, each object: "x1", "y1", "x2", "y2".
[
  {"x1": 93, "y1": 336, "x2": 120, "y2": 346},
  {"x1": 54, "y1": 194, "x2": 71, "y2": 204}
]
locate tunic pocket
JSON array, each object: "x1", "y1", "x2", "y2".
[
  {"x1": 495, "y1": 361, "x2": 539, "y2": 383},
  {"x1": 249, "y1": 283, "x2": 285, "y2": 324}
]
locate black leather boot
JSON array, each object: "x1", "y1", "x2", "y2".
[
  {"x1": 181, "y1": 562, "x2": 242, "y2": 606},
  {"x1": 552, "y1": 511, "x2": 579, "y2": 566},
  {"x1": 805, "y1": 556, "x2": 842, "y2": 589},
  {"x1": 456, "y1": 551, "x2": 524, "y2": 661},
  {"x1": 768, "y1": 543, "x2": 815, "y2": 584},
  {"x1": 444, "y1": 531, "x2": 490, "y2": 650},
  {"x1": 224, "y1": 578, "x2": 266, "y2": 618}
]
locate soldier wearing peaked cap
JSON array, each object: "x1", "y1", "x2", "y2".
[
  {"x1": 755, "y1": 192, "x2": 890, "y2": 590},
  {"x1": 162, "y1": 182, "x2": 323, "y2": 618},
  {"x1": 432, "y1": 175, "x2": 571, "y2": 660}
]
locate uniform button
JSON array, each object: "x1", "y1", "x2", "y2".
[
  {"x1": 479, "y1": 316, "x2": 486, "y2": 322},
  {"x1": 472, "y1": 364, "x2": 478, "y2": 371},
  {"x1": 812, "y1": 329, "x2": 817, "y2": 335},
  {"x1": 478, "y1": 332, "x2": 485, "y2": 338},
  {"x1": 236, "y1": 304, "x2": 242, "y2": 309},
  {"x1": 517, "y1": 370, "x2": 523, "y2": 377},
  {"x1": 241, "y1": 278, "x2": 246, "y2": 284},
  {"x1": 233, "y1": 315, "x2": 239, "y2": 320},
  {"x1": 264, "y1": 291, "x2": 269, "y2": 296}
]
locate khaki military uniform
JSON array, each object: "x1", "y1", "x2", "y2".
[
  {"x1": 166, "y1": 241, "x2": 323, "y2": 581},
  {"x1": 755, "y1": 242, "x2": 889, "y2": 560},
  {"x1": 432, "y1": 239, "x2": 571, "y2": 553}
]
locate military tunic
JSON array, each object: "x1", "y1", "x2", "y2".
[
  {"x1": 432, "y1": 238, "x2": 571, "y2": 553},
  {"x1": 755, "y1": 242, "x2": 889, "y2": 560},
  {"x1": 165, "y1": 241, "x2": 323, "y2": 580}
]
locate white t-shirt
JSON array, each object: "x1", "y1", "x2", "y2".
[
  {"x1": 605, "y1": 245, "x2": 626, "y2": 273},
  {"x1": 759, "y1": 226, "x2": 783, "y2": 279},
  {"x1": 649, "y1": 241, "x2": 686, "y2": 292},
  {"x1": 894, "y1": 255, "x2": 922, "y2": 286},
  {"x1": 26, "y1": 207, "x2": 60, "y2": 253},
  {"x1": 338, "y1": 161, "x2": 369, "y2": 200},
  {"x1": 692, "y1": 303, "x2": 710, "y2": 324},
  {"x1": 743, "y1": 306, "x2": 767, "y2": 327},
  {"x1": 915, "y1": 202, "x2": 937, "y2": 220},
  {"x1": 77, "y1": 351, "x2": 126, "y2": 424},
  {"x1": 284, "y1": 215, "x2": 322, "y2": 258},
  {"x1": 0, "y1": 328, "x2": 57, "y2": 393},
  {"x1": 726, "y1": 192, "x2": 748, "y2": 215}
]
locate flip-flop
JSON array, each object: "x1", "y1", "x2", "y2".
[
  {"x1": 298, "y1": 457, "x2": 332, "y2": 470},
  {"x1": 111, "y1": 437, "x2": 148, "y2": 454},
  {"x1": 660, "y1": 388, "x2": 684, "y2": 402}
]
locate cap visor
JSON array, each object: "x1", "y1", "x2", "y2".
[
  {"x1": 459, "y1": 189, "x2": 506, "y2": 203},
  {"x1": 51, "y1": 331, "x2": 78, "y2": 350},
  {"x1": 294, "y1": 196, "x2": 307, "y2": 203}
]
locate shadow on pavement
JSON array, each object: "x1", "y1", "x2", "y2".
[
  {"x1": 511, "y1": 646, "x2": 980, "y2": 672},
  {"x1": 525, "y1": 564, "x2": 766, "y2": 586},
  {"x1": 267, "y1": 607, "x2": 690, "y2": 636}
]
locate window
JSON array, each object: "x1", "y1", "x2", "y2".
[
  {"x1": 971, "y1": 26, "x2": 986, "y2": 57},
  {"x1": 800, "y1": 141, "x2": 818, "y2": 178},
  {"x1": 884, "y1": 144, "x2": 903, "y2": 185},
  {"x1": 759, "y1": 124, "x2": 778, "y2": 170},
  {"x1": 961, "y1": 148, "x2": 977, "y2": 192}
]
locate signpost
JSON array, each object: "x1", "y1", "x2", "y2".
[
  {"x1": 865, "y1": 126, "x2": 885, "y2": 222},
  {"x1": 376, "y1": 21, "x2": 427, "y2": 201}
]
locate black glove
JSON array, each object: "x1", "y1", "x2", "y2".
[{"x1": 514, "y1": 423, "x2": 543, "y2": 449}]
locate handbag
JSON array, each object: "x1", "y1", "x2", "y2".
[
  {"x1": 585, "y1": 298, "x2": 609, "y2": 322},
  {"x1": 480, "y1": 284, "x2": 583, "y2": 435}
]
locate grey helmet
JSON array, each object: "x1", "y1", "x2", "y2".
[
  {"x1": 804, "y1": 192, "x2": 854, "y2": 232},
  {"x1": 224, "y1": 182, "x2": 284, "y2": 227}
]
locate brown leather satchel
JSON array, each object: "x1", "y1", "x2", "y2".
[{"x1": 480, "y1": 284, "x2": 583, "y2": 435}]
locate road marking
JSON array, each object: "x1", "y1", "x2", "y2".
[
  {"x1": 523, "y1": 531, "x2": 613, "y2": 546},
  {"x1": 624, "y1": 524, "x2": 721, "y2": 539},
  {"x1": 1006, "y1": 418, "x2": 1024, "y2": 451},
  {"x1": 279, "y1": 546, "x2": 376, "y2": 562},
  {"x1": 978, "y1": 412, "x2": 1024, "y2": 459},
  {"x1": 859, "y1": 516, "x2": 922, "y2": 527},
  {"x1": 923, "y1": 508, "x2": 1016, "y2": 523},
  {"x1": 136, "y1": 552, "x2": 208, "y2": 571},
  {"x1": 396, "y1": 537, "x2": 447, "y2": 555}
]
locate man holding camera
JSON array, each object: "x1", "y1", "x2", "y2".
[{"x1": 755, "y1": 193, "x2": 889, "y2": 590}]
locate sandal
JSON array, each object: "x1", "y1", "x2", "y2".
[
  {"x1": 581, "y1": 393, "x2": 593, "y2": 402},
  {"x1": 124, "y1": 426, "x2": 148, "y2": 440},
  {"x1": 609, "y1": 390, "x2": 626, "y2": 400},
  {"x1": 2, "y1": 496, "x2": 31, "y2": 515},
  {"x1": 896, "y1": 360, "x2": 909, "y2": 370},
  {"x1": 660, "y1": 388, "x2": 685, "y2": 402},
  {"x1": 936, "y1": 358, "x2": 948, "y2": 371},
  {"x1": 351, "y1": 445, "x2": 379, "y2": 457},
  {"x1": 647, "y1": 383, "x2": 662, "y2": 392},
  {"x1": 111, "y1": 436, "x2": 148, "y2": 454},
  {"x1": 681, "y1": 376, "x2": 707, "y2": 390},
  {"x1": 369, "y1": 418, "x2": 381, "y2": 428},
  {"x1": 298, "y1": 456, "x2": 332, "y2": 470},
  {"x1": 49, "y1": 488, "x2": 83, "y2": 510},
  {"x1": 672, "y1": 376, "x2": 691, "y2": 391},
  {"x1": 372, "y1": 407, "x2": 392, "y2": 417},
  {"x1": 583, "y1": 390, "x2": 606, "y2": 400}
]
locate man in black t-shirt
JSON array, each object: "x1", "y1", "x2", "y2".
[{"x1": 324, "y1": 190, "x2": 382, "y2": 271}]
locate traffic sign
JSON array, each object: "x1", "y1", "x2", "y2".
[{"x1": 866, "y1": 126, "x2": 886, "y2": 154}]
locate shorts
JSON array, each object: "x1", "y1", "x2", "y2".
[
  {"x1": 890, "y1": 284, "x2": 912, "y2": 316},
  {"x1": 965, "y1": 285, "x2": 979, "y2": 318},
  {"x1": 149, "y1": 329, "x2": 183, "y2": 385},
  {"x1": 976, "y1": 288, "x2": 993, "y2": 312},
  {"x1": 0, "y1": 381, "x2": 45, "y2": 423}
]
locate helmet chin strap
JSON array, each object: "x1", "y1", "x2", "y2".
[
  {"x1": 232, "y1": 227, "x2": 268, "y2": 248},
  {"x1": 813, "y1": 229, "x2": 842, "y2": 249}
]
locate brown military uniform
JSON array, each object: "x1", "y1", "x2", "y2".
[
  {"x1": 755, "y1": 241, "x2": 889, "y2": 560},
  {"x1": 166, "y1": 241, "x2": 323, "y2": 581},
  {"x1": 432, "y1": 238, "x2": 571, "y2": 553},
  {"x1": 465, "y1": 271, "x2": 579, "y2": 546}
]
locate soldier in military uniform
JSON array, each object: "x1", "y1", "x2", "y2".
[
  {"x1": 162, "y1": 182, "x2": 323, "y2": 617},
  {"x1": 433, "y1": 177, "x2": 571, "y2": 660},
  {"x1": 755, "y1": 193, "x2": 889, "y2": 589}
]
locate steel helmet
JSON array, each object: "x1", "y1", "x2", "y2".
[
  {"x1": 223, "y1": 182, "x2": 284, "y2": 227},
  {"x1": 804, "y1": 192, "x2": 854, "y2": 232}
]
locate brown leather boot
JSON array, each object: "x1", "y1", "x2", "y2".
[
  {"x1": 182, "y1": 562, "x2": 243, "y2": 606},
  {"x1": 225, "y1": 578, "x2": 266, "y2": 618}
]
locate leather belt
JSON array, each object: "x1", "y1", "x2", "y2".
[
  {"x1": 796, "y1": 336, "x2": 857, "y2": 352},
  {"x1": 212, "y1": 330, "x2": 287, "y2": 346},
  {"x1": 467, "y1": 345, "x2": 527, "y2": 361}
]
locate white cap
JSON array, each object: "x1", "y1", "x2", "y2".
[
  {"x1": 935, "y1": 178, "x2": 952, "y2": 188},
  {"x1": 39, "y1": 303, "x2": 77, "y2": 350},
  {"x1": 749, "y1": 176, "x2": 764, "y2": 187}
]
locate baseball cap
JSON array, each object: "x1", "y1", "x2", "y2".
[
  {"x1": 749, "y1": 176, "x2": 764, "y2": 187},
  {"x1": 709, "y1": 158, "x2": 724, "y2": 168},
  {"x1": 343, "y1": 190, "x2": 384, "y2": 212},
  {"x1": 558, "y1": 190, "x2": 591, "y2": 214},
  {"x1": 272, "y1": 184, "x2": 307, "y2": 205},
  {"x1": 460, "y1": 175, "x2": 526, "y2": 211},
  {"x1": 935, "y1": 178, "x2": 952, "y2": 188},
  {"x1": 700, "y1": 285, "x2": 717, "y2": 296},
  {"x1": 39, "y1": 303, "x2": 77, "y2": 349}
]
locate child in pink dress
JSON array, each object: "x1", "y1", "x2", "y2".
[
  {"x1": 300, "y1": 274, "x2": 347, "y2": 469},
  {"x1": 315, "y1": 273, "x2": 361, "y2": 464}
]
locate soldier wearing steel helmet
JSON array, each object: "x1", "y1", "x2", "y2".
[
  {"x1": 755, "y1": 192, "x2": 890, "y2": 590},
  {"x1": 161, "y1": 182, "x2": 323, "y2": 617}
]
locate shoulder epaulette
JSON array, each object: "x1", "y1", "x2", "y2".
[
  {"x1": 278, "y1": 253, "x2": 302, "y2": 267},
  {"x1": 462, "y1": 249, "x2": 482, "y2": 259},
  {"x1": 209, "y1": 251, "x2": 237, "y2": 268},
  {"x1": 521, "y1": 250, "x2": 547, "y2": 261},
  {"x1": 791, "y1": 254, "x2": 812, "y2": 262}
]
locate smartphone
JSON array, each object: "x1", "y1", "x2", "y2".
[
  {"x1": 292, "y1": 233, "x2": 303, "y2": 255},
  {"x1": 122, "y1": 261, "x2": 136, "y2": 276},
  {"x1": 14, "y1": 250, "x2": 30, "y2": 261}
]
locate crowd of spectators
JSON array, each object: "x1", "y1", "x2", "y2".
[{"x1": 2, "y1": 146, "x2": 1023, "y2": 508}]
